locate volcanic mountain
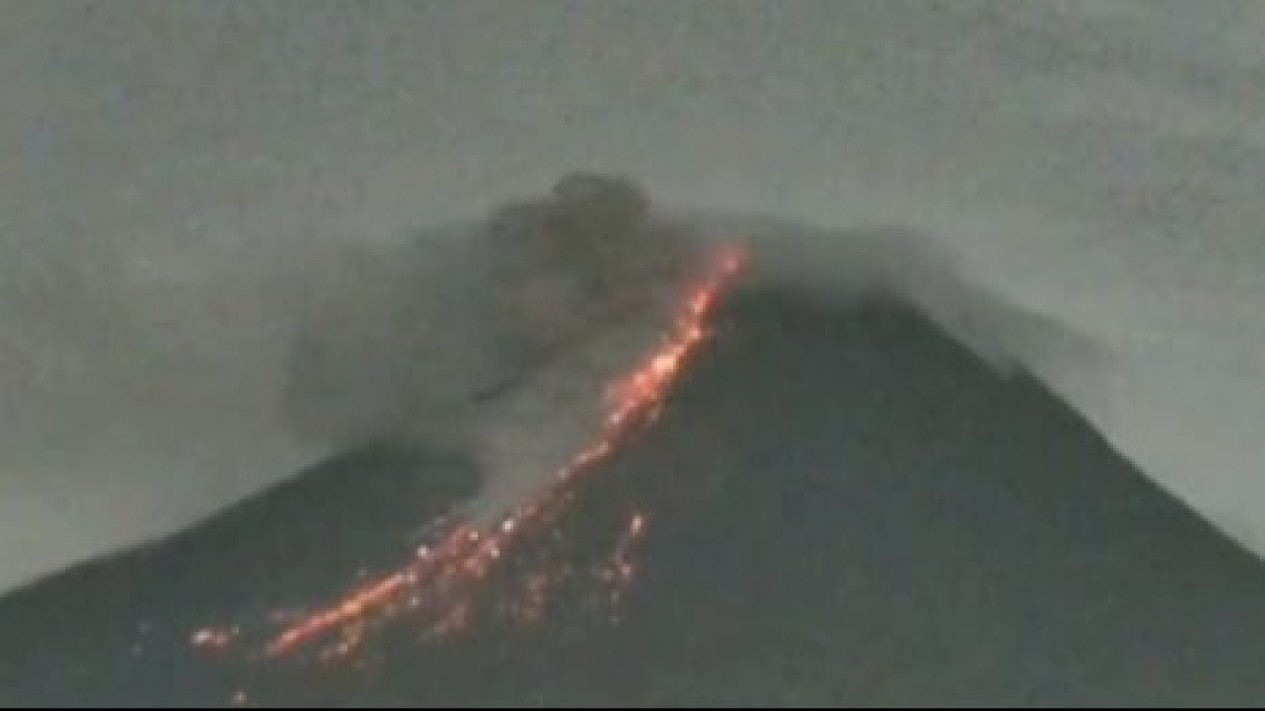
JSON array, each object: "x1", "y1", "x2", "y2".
[{"x1": 3, "y1": 286, "x2": 1264, "y2": 707}]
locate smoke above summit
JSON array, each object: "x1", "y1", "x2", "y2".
[
  {"x1": 278, "y1": 174, "x2": 1109, "y2": 524},
  {"x1": 280, "y1": 174, "x2": 708, "y2": 453}
]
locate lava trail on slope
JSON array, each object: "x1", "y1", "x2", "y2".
[{"x1": 190, "y1": 245, "x2": 747, "y2": 670}]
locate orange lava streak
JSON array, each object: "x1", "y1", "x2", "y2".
[
  {"x1": 252, "y1": 245, "x2": 746, "y2": 659},
  {"x1": 265, "y1": 573, "x2": 409, "y2": 656}
]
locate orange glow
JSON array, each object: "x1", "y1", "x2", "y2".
[
  {"x1": 265, "y1": 573, "x2": 410, "y2": 657},
  {"x1": 196, "y1": 244, "x2": 746, "y2": 663}
]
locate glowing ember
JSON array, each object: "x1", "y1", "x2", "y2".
[
  {"x1": 503, "y1": 569, "x2": 565, "y2": 627},
  {"x1": 595, "y1": 511, "x2": 651, "y2": 621},
  {"x1": 190, "y1": 626, "x2": 240, "y2": 652},
  {"x1": 196, "y1": 245, "x2": 746, "y2": 663}
]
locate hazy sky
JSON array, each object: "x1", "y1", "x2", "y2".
[{"x1": 3, "y1": 0, "x2": 1264, "y2": 590}]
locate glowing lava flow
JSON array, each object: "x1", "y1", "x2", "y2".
[{"x1": 207, "y1": 245, "x2": 746, "y2": 662}]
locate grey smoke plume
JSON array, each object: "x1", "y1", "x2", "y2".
[
  {"x1": 715, "y1": 217, "x2": 1114, "y2": 420},
  {"x1": 282, "y1": 174, "x2": 1109, "y2": 487},
  {"x1": 281, "y1": 174, "x2": 710, "y2": 453}
]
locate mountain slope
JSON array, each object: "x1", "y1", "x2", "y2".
[
  {"x1": 0, "y1": 445, "x2": 480, "y2": 707},
  {"x1": 2, "y1": 288, "x2": 1263, "y2": 707}
]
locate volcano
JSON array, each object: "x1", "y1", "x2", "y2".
[{"x1": 3, "y1": 286, "x2": 1264, "y2": 707}]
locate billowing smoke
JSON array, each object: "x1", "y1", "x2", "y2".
[
  {"x1": 281, "y1": 174, "x2": 709, "y2": 455},
  {"x1": 282, "y1": 174, "x2": 1110, "y2": 514},
  {"x1": 712, "y1": 216, "x2": 1114, "y2": 420}
]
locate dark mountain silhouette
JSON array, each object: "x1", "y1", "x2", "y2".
[
  {"x1": 3, "y1": 287, "x2": 1264, "y2": 707},
  {"x1": 0, "y1": 445, "x2": 480, "y2": 707}
]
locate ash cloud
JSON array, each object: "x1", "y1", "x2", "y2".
[
  {"x1": 283, "y1": 174, "x2": 1111, "y2": 477},
  {"x1": 280, "y1": 174, "x2": 709, "y2": 454}
]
